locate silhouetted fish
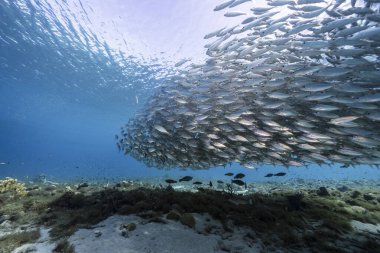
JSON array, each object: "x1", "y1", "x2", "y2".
[
  {"x1": 265, "y1": 173, "x2": 273, "y2": 177},
  {"x1": 165, "y1": 179, "x2": 177, "y2": 184},
  {"x1": 274, "y1": 172, "x2": 286, "y2": 177},
  {"x1": 193, "y1": 181, "x2": 203, "y2": 185},
  {"x1": 234, "y1": 173, "x2": 245, "y2": 179},
  {"x1": 225, "y1": 173, "x2": 234, "y2": 176},
  {"x1": 179, "y1": 176, "x2": 193, "y2": 182}
]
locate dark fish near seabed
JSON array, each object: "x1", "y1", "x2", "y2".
[
  {"x1": 118, "y1": 0, "x2": 380, "y2": 170},
  {"x1": 231, "y1": 179, "x2": 245, "y2": 186},
  {"x1": 179, "y1": 176, "x2": 193, "y2": 182},
  {"x1": 217, "y1": 180, "x2": 224, "y2": 184},
  {"x1": 265, "y1": 173, "x2": 274, "y2": 178},
  {"x1": 165, "y1": 179, "x2": 177, "y2": 184},
  {"x1": 234, "y1": 173, "x2": 246, "y2": 179},
  {"x1": 193, "y1": 181, "x2": 203, "y2": 185},
  {"x1": 225, "y1": 173, "x2": 234, "y2": 176},
  {"x1": 274, "y1": 172, "x2": 286, "y2": 177}
]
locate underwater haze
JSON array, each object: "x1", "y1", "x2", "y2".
[
  {"x1": 1, "y1": 0, "x2": 380, "y2": 183},
  {"x1": 1, "y1": 1, "x2": 380, "y2": 252}
]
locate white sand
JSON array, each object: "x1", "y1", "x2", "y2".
[
  {"x1": 10, "y1": 213, "x2": 263, "y2": 253},
  {"x1": 12, "y1": 215, "x2": 380, "y2": 253},
  {"x1": 69, "y1": 214, "x2": 263, "y2": 253},
  {"x1": 12, "y1": 228, "x2": 56, "y2": 253}
]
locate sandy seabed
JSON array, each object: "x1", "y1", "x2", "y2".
[{"x1": 1, "y1": 179, "x2": 380, "y2": 253}]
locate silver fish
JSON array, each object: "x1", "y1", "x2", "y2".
[{"x1": 119, "y1": 0, "x2": 380, "y2": 169}]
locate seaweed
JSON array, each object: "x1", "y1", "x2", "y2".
[
  {"x1": 53, "y1": 239, "x2": 75, "y2": 253},
  {"x1": 0, "y1": 181, "x2": 378, "y2": 253}
]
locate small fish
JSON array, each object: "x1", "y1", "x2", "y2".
[
  {"x1": 229, "y1": 0, "x2": 251, "y2": 8},
  {"x1": 117, "y1": 0, "x2": 380, "y2": 170},
  {"x1": 154, "y1": 125, "x2": 171, "y2": 135},
  {"x1": 214, "y1": 0, "x2": 236, "y2": 11},
  {"x1": 175, "y1": 58, "x2": 191, "y2": 67},
  {"x1": 193, "y1": 181, "x2": 203, "y2": 185},
  {"x1": 274, "y1": 172, "x2": 286, "y2": 176},
  {"x1": 330, "y1": 116, "x2": 359, "y2": 126},
  {"x1": 231, "y1": 179, "x2": 245, "y2": 186},
  {"x1": 224, "y1": 11, "x2": 246, "y2": 17},
  {"x1": 0, "y1": 162, "x2": 9, "y2": 165},
  {"x1": 179, "y1": 176, "x2": 193, "y2": 182},
  {"x1": 265, "y1": 173, "x2": 273, "y2": 177},
  {"x1": 209, "y1": 181, "x2": 213, "y2": 187},
  {"x1": 225, "y1": 173, "x2": 234, "y2": 176},
  {"x1": 165, "y1": 179, "x2": 177, "y2": 184},
  {"x1": 234, "y1": 173, "x2": 245, "y2": 179},
  {"x1": 217, "y1": 180, "x2": 224, "y2": 184}
]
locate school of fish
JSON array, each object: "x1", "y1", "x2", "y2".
[{"x1": 117, "y1": 0, "x2": 380, "y2": 169}]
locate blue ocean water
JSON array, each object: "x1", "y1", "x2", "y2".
[{"x1": 0, "y1": 0, "x2": 379, "y2": 184}]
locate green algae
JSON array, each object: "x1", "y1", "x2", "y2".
[
  {"x1": 0, "y1": 181, "x2": 379, "y2": 253},
  {"x1": 0, "y1": 229, "x2": 40, "y2": 253}
]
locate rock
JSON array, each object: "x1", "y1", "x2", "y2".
[
  {"x1": 148, "y1": 217, "x2": 167, "y2": 224},
  {"x1": 94, "y1": 230, "x2": 102, "y2": 237},
  {"x1": 77, "y1": 182, "x2": 89, "y2": 190},
  {"x1": 44, "y1": 186, "x2": 56, "y2": 191},
  {"x1": 121, "y1": 230, "x2": 128, "y2": 238},
  {"x1": 344, "y1": 205, "x2": 366, "y2": 215},
  {"x1": 0, "y1": 214, "x2": 10, "y2": 224},
  {"x1": 337, "y1": 185, "x2": 349, "y2": 192},
  {"x1": 122, "y1": 222, "x2": 136, "y2": 231},
  {"x1": 221, "y1": 232, "x2": 233, "y2": 240},
  {"x1": 351, "y1": 190, "x2": 361, "y2": 198},
  {"x1": 317, "y1": 187, "x2": 329, "y2": 197},
  {"x1": 121, "y1": 181, "x2": 132, "y2": 188},
  {"x1": 0, "y1": 220, "x2": 12, "y2": 228},
  {"x1": 166, "y1": 211, "x2": 180, "y2": 221},
  {"x1": 363, "y1": 193, "x2": 376, "y2": 201},
  {"x1": 13, "y1": 245, "x2": 37, "y2": 253},
  {"x1": 217, "y1": 241, "x2": 231, "y2": 252},
  {"x1": 180, "y1": 213, "x2": 196, "y2": 228},
  {"x1": 351, "y1": 220, "x2": 380, "y2": 235}
]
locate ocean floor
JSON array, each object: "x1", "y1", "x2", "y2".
[{"x1": 0, "y1": 178, "x2": 380, "y2": 253}]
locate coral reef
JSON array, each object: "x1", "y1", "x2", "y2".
[{"x1": 0, "y1": 177, "x2": 27, "y2": 198}]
